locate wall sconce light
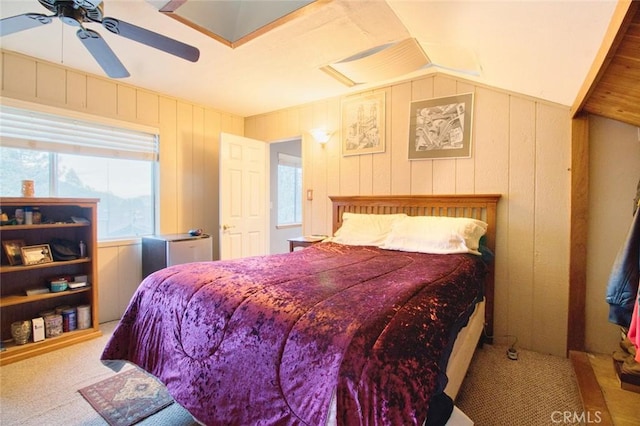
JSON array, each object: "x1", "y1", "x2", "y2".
[{"x1": 310, "y1": 128, "x2": 333, "y2": 144}]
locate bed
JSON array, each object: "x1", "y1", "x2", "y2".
[{"x1": 102, "y1": 194, "x2": 500, "y2": 425}]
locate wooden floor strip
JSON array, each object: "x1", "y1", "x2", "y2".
[{"x1": 569, "y1": 350, "x2": 614, "y2": 426}]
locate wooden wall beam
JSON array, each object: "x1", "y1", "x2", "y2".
[{"x1": 567, "y1": 114, "x2": 590, "y2": 353}]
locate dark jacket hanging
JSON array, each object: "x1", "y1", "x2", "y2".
[{"x1": 606, "y1": 203, "x2": 640, "y2": 327}]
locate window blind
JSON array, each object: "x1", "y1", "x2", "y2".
[
  {"x1": 278, "y1": 152, "x2": 301, "y2": 168},
  {"x1": 0, "y1": 106, "x2": 158, "y2": 161}
]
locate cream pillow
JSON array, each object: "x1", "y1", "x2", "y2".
[
  {"x1": 380, "y1": 215, "x2": 488, "y2": 255},
  {"x1": 329, "y1": 213, "x2": 407, "y2": 246}
]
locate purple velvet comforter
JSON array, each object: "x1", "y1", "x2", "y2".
[{"x1": 101, "y1": 242, "x2": 485, "y2": 425}]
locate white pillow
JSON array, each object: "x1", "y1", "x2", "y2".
[
  {"x1": 380, "y1": 215, "x2": 488, "y2": 255},
  {"x1": 329, "y1": 213, "x2": 407, "y2": 246}
]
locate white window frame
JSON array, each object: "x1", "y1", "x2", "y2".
[
  {"x1": 276, "y1": 152, "x2": 302, "y2": 227},
  {"x1": 0, "y1": 98, "x2": 160, "y2": 241}
]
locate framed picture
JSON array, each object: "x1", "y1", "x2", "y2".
[
  {"x1": 21, "y1": 244, "x2": 54, "y2": 266},
  {"x1": 3, "y1": 239, "x2": 25, "y2": 266},
  {"x1": 341, "y1": 92, "x2": 385, "y2": 156},
  {"x1": 408, "y1": 93, "x2": 474, "y2": 160}
]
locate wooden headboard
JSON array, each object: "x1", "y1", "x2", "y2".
[{"x1": 329, "y1": 194, "x2": 501, "y2": 340}]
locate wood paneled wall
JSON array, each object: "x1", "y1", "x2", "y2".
[
  {"x1": 1, "y1": 50, "x2": 243, "y2": 252},
  {"x1": 1, "y1": 49, "x2": 244, "y2": 321},
  {"x1": 0, "y1": 49, "x2": 575, "y2": 355},
  {"x1": 246, "y1": 74, "x2": 572, "y2": 356}
]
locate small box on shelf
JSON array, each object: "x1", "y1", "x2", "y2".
[
  {"x1": 68, "y1": 281, "x2": 87, "y2": 289},
  {"x1": 32, "y1": 317, "x2": 45, "y2": 342}
]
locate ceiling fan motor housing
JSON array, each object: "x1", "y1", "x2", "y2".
[
  {"x1": 38, "y1": 0, "x2": 104, "y2": 24},
  {"x1": 2, "y1": 0, "x2": 199, "y2": 78}
]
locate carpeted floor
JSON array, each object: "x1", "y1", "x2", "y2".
[
  {"x1": 0, "y1": 321, "x2": 583, "y2": 425},
  {"x1": 456, "y1": 344, "x2": 584, "y2": 425},
  {"x1": 0, "y1": 321, "x2": 197, "y2": 426}
]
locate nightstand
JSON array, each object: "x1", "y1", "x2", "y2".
[{"x1": 288, "y1": 236, "x2": 326, "y2": 252}]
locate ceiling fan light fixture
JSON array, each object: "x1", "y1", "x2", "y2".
[{"x1": 321, "y1": 38, "x2": 430, "y2": 86}]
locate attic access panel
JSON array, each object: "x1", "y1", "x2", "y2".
[{"x1": 155, "y1": 0, "x2": 322, "y2": 48}]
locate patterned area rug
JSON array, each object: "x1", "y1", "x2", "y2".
[{"x1": 79, "y1": 367, "x2": 174, "y2": 426}]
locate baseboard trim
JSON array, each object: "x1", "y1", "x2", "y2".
[{"x1": 569, "y1": 350, "x2": 614, "y2": 425}]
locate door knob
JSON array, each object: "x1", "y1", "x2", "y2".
[{"x1": 222, "y1": 224, "x2": 235, "y2": 231}]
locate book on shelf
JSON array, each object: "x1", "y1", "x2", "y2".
[
  {"x1": 25, "y1": 287, "x2": 50, "y2": 296},
  {"x1": 68, "y1": 281, "x2": 88, "y2": 289}
]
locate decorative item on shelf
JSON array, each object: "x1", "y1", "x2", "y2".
[
  {"x1": 14, "y1": 208, "x2": 24, "y2": 225},
  {"x1": 77, "y1": 305, "x2": 91, "y2": 330},
  {"x1": 49, "y1": 279, "x2": 68, "y2": 293},
  {"x1": 43, "y1": 314, "x2": 63, "y2": 338},
  {"x1": 21, "y1": 244, "x2": 53, "y2": 266},
  {"x1": 61, "y1": 308, "x2": 77, "y2": 332},
  {"x1": 21, "y1": 180, "x2": 34, "y2": 197},
  {"x1": 2, "y1": 239, "x2": 25, "y2": 266},
  {"x1": 24, "y1": 207, "x2": 33, "y2": 225},
  {"x1": 32, "y1": 207, "x2": 41, "y2": 224},
  {"x1": 79, "y1": 240, "x2": 87, "y2": 258},
  {"x1": 11, "y1": 320, "x2": 31, "y2": 345}
]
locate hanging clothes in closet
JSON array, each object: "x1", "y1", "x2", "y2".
[
  {"x1": 607, "y1": 184, "x2": 640, "y2": 384},
  {"x1": 606, "y1": 180, "x2": 640, "y2": 328},
  {"x1": 628, "y1": 287, "x2": 640, "y2": 362}
]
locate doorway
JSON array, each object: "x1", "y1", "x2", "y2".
[
  {"x1": 269, "y1": 138, "x2": 302, "y2": 254},
  {"x1": 219, "y1": 133, "x2": 268, "y2": 260}
]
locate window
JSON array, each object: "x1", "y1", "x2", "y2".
[
  {"x1": 277, "y1": 153, "x2": 302, "y2": 226},
  {"x1": 0, "y1": 106, "x2": 158, "y2": 241}
]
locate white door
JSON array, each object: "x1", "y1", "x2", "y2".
[{"x1": 219, "y1": 133, "x2": 268, "y2": 260}]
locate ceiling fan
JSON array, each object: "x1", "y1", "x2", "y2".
[{"x1": 0, "y1": 0, "x2": 200, "y2": 78}]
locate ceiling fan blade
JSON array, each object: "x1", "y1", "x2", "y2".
[
  {"x1": 0, "y1": 13, "x2": 52, "y2": 37},
  {"x1": 76, "y1": 28, "x2": 130, "y2": 78},
  {"x1": 101, "y1": 17, "x2": 200, "y2": 62}
]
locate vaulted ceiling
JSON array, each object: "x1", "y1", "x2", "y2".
[{"x1": 0, "y1": 0, "x2": 624, "y2": 118}]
